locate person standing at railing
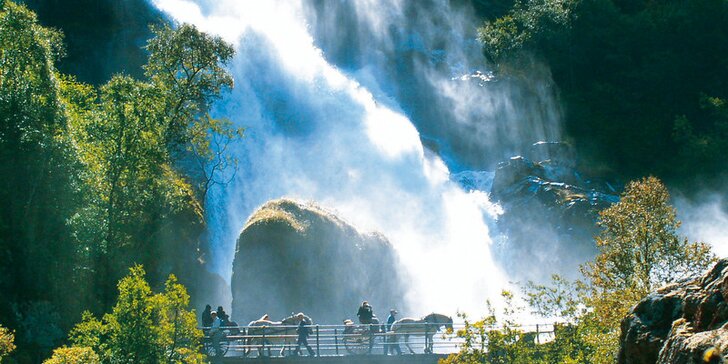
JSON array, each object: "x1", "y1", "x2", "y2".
[
  {"x1": 201, "y1": 304, "x2": 213, "y2": 328},
  {"x1": 216, "y1": 306, "x2": 230, "y2": 326},
  {"x1": 209, "y1": 311, "x2": 224, "y2": 362},
  {"x1": 357, "y1": 301, "x2": 374, "y2": 324},
  {"x1": 293, "y1": 318, "x2": 316, "y2": 357},
  {"x1": 385, "y1": 309, "x2": 402, "y2": 355},
  {"x1": 357, "y1": 301, "x2": 377, "y2": 354}
]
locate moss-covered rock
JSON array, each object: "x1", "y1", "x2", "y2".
[{"x1": 231, "y1": 199, "x2": 405, "y2": 324}]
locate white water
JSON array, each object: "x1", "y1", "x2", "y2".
[{"x1": 153, "y1": 0, "x2": 562, "y2": 318}]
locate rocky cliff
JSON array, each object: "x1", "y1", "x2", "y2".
[
  {"x1": 619, "y1": 259, "x2": 728, "y2": 364},
  {"x1": 231, "y1": 199, "x2": 405, "y2": 325},
  {"x1": 458, "y1": 142, "x2": 619, "y2": 282}
]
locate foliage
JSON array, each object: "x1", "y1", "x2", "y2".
[
  {"x1": 585, "y1": 177, "x2": 714, "y2": 296},
  {"x1": 69, "y1": 265, "x2": 204, "y2": 364},
  {"x1": 60, "y1": 19, "x2": 239, "y2": 309},
  {"x1": 0, "y1": 325, "x2": 15, "y2": 362},
  {"x1": 441, "y1": 291, "x2": 535, "y2": 364},
  {"x1": 0, "y1": 1, "x2": 239, "y2": 360},
  {"x1": 441, "y1": 291, "x2": 594, "y2": 364},
  {"x1": 444, "y1": 177, "x2": 715, "y2": 363},
  {"x1": 44, "y1": 346, "x2": 100, "y2": 364},
  {"x1": 478, "y1": 0, "x2": 728, "y2": 184},
  {"x1": 579, "y1": 176, "x2": 715, "y2": 360},
  {"x1": 0, "y1": 2, "x2": 82, "y2": 360},
  {"x1": 478, "y1": 0, "x2": 576, "y2": 61},
  {"x1": 187, "y1": 115, "x2": 244, "y2": 204},
  {"x1": 63, "y1": 22, "x2": 238, "y2": 298}
]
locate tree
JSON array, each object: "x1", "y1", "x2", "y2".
[
  {"x1": 0, "y1": 3, "x2": 85, "y2": 360},
  {"x1": 0, "y1": 324, "x2": 15, "y2": 362},
  {"x1": 144, "y1": 23, "x2": 240, "y2": 204},
  {"x1": 578, "y1": 176, "x2": 715, "y2": 361},
  {"x1": 583, "y1": 176, "x2": 715, "y2": 318},
  {"x1": 444, "y1": 177, "x2": 715, "y2": 363},
  {"x1": 442, "y1": 291, "x2": 543, "y2": 364},
  {"x1": 68, "y1": 265, "x2": 204, "y2": 364},
  {"x1": 478, "y1": 0, "x2": 728, "y2": 183},
  {"x1": 187, "y1": 115, "x2": 244, "y2": 205},
  {"x1": 63, "y1": 22, "x2": 239, "y2": 309},
  {"x1": 44, "y1": 347, "x2": 100, "y2": 364},
  {"x1": 0, "y1": 2, "x2": 239, "y2": 359}
]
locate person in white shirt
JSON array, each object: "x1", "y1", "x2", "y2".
[{"x1": 210, "y1": 311, "x2": 223, "y2": 359}]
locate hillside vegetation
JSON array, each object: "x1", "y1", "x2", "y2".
[
  {"x1": 478, "y1": 0, "x2": 728, "y2": 186},
  {"x1": 0, "y1": 1, "x2": 239, "y2": 361}
]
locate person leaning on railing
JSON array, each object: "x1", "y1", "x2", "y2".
[{"x1": 209, "y1": 311, "x2": 224, "y2": 359}]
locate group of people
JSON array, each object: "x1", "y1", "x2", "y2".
[
  {"x1": 199, "y1": 301, "x2": 402, "y2": 357},
  {"x1": 356, "y1": 300, "x2": 403, "y2": 355},
  {"x1": 201, "y1": 304, "x2": 231, "y2": 328},
  {"x1": 201, "y1": 304, "x2": 234, "y2": 361}
]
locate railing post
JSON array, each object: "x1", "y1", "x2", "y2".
[
  {"x1": 425, "y1": 323, "x2": 429, "y2": 353},
  {"x1": 262, "y1": 329, "x2": 266, "y2": 354},
  {"x1": 334, "y1": 328, "x2": 339, "y2": 356},
  {"x1": 245, "y1": 327, "x2": 249, "y2": 357},
  {"x1": 316, "y1": 325, "x2": 320, "y2": 357}
]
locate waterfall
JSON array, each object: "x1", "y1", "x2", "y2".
[{"x1": 153, "y1": 0, "x2": 562, "y2": 318}]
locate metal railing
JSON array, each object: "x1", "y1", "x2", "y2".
[{"x1": 200, "y1": 322, "x2": 557, "y2": 359}]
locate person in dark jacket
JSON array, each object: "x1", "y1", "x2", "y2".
[
  {"x1": 357, "y1": 301, "x2": 374, "y2": 324},
  {"x1": 216, "y1": 306, "x2": 230, "y2": 325},
  {"x1": 202, "y1": 304, "x2": 213, "y2": 327},
  {"x1": 293, "y1": 318, "x2": 315, "y2": 357}
]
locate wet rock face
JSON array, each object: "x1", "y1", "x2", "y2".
[
  {"x1": 486, "y1": 142, "x2": 619, "y2": 282},
  {"x1": 618, "y1": 259, "x2": 728, "y2": 364},
  {"x1": 231, "y1": 199, "x2": 405, "y2": 325}
]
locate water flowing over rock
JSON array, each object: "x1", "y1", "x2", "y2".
[
  {"x1": 484, "y1": 142, "x2": 619, "y2": 281},
  {"x1": 618, "y1": 259, "x2": 728, "y2": 364},
  {"x1": 231, "y1": 199, "x2": 405, "y2": 324}
]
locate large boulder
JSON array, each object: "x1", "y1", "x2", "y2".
[
  {"x1": 231, "y1": 199, "x2": 405, "y2": 325},
  {"x1": 618, "y1": 259, "x2": 728, "y2": 364},
  {"x1": 482, "y1": 142, "x2": 619, "y2": 281}
]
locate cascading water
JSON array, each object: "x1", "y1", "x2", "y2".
[{"x1": 153, "y1": 0, "x2": 562, "y2": 318}]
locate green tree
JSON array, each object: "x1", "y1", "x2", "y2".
[
  {"x1": 0, "y1": 2, "x2": 239, "y2": 359},
  {"x1": 63, "y1": 22, "x2": 238, "y2": 309},
  {"x1": 144, "y1": 23, "x2": 240, "y2": 205},
  {"x1": 579, "y1": 176, "x2": 715, "y2": 361},
  {"x1": 69, "y1": 265, "x2": 204, "y2": 364},
  {"x1": 144, "y1": 23, "x2": 234, "y2": 149},
  {"x1": 444, "y1": 177, "x2": 715, "y2": 363},
  {"x1": 478, "y1": 0, "x2": 728, "y2": 183},
  {"x1": 0, "y1": 324, "x2": 15, "y2": 362},
  {"x1": 44, "y1": 347, "x2": 100, "y2": 364},
  {"x1": 441, "y1": 291, "x2": 542, "y2": 364},
  {"x1": 0, "y1": 3, "x2": 85, "y2": 360}
]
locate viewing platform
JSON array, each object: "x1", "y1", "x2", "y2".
[
  {"x1": 203, "y1": 321, "x2": 557, "y2": 363},
  {"x1": 221, "y1": 354, "x2": 447, "y2": 363}
]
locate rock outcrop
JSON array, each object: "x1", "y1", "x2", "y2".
[
  {"x1": 231, "y1": 199, "x2": 405, "y2": 325},
  {"x1": 619, "y1": 259, "x2": 728, "y2": 364},
  {"x1": 466, "y1": 142, "x2": 619, "y2": 281}
]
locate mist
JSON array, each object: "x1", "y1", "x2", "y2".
[
  {"x1": 152, "y1": 0, "x2": 564, "y2": 320},
  {"x1": 676, "y1": 192, "x2": 728, "y2": 259}
]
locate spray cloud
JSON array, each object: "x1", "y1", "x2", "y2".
[{"x1": 153, "y1": 0, "x2": 562, "y2": 318}]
